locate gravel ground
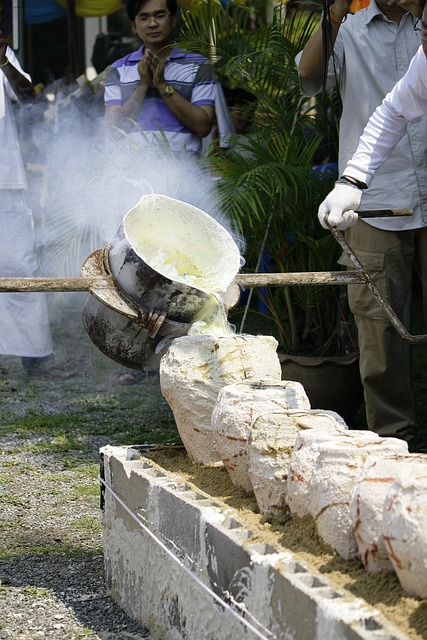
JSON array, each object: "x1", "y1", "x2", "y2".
[
  {"x1": 0, "y1": 294, "x2": 175, "y2": 640},
  {"x1": 0, "y1": 436, "x2": 153, "y2": 640}
]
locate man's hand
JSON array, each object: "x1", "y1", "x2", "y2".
[
  {"x1": 318, "y1": 183, "x2": 362, "y2": 230},
  {"x1": 137, "y1": 54, "x2": 153, "y2": 88},
  {"x1": 386, "y1": 0, "x2": 423, "y2": 18},
  {"x1": 144, "y1": 49, "x2": 166, "y2": 90}
]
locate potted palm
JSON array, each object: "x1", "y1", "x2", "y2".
[{"x1": 181, "y1": 2, "x2": 363, "y2": 421}]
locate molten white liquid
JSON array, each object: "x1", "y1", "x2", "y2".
[
  {"x1": 188, "y1": 292, "x2": 235, "y2": 338},
  {"x1": 137, "y1": 244, "x2": 235, "y2": 338}
]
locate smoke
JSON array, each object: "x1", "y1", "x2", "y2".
[{"x1": 18, "y1": 82, "x2": 244, "y2": 281}]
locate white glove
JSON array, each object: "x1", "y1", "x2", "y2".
[{"x1": 318, "y1": 183, "x2": 363, "y2": 230}]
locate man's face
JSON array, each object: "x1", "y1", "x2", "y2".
[{"x1": 131, "y1": 0, "x2": 175, "y2": 49}]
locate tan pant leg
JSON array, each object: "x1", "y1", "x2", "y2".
[{"x1": 340, "y1": 221, "x2": 416, "y2": 439}]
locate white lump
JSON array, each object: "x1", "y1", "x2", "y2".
[
  {"x1": 382, "y1": 457, "x2": 427, "y2": 598},
  {"x1": 211, "y1": 380, "x2": 310, "y2": 493},
  {"x1": 159, "y1": 334, "x2": 282, "y2": 464},
  {"x1": 349, "y1": 454, "x2": 424, "y2": 573},
  {"x1": 247, "y1": 410, "x2": 347, "y2": 515},
  {"x1": 286, "y1": 429, "x2": 408, "y2": 560}
]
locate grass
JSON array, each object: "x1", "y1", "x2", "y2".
[{"x1": 0, "y1": 395, "x2": 178, "y2": 444}]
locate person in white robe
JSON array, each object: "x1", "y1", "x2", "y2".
[{"x1": 0, "y1": 32, "x2": 73, "y2": 378}]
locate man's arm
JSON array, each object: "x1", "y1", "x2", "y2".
[
  {"x1": 146, "y1": 49, "x2": 214, "y2": 138},
  {"x1": 105, "y1": 55, "x2": 151, "y2": 133},
  {"x1": 105, "y1": 85, "x2": 149, "y2": 131},
  {"x1": 0, "y1": 33, "x2": 34, "y2": 104},
  {"x1": 154, "y1": 88, "x2": 214, "y2": 138},
  {"x1": 318, "y1": 46, "x2": 427, "y2": 230},
  {"x1": 298, "y1": 0, "x2": 352, "y2": 82},
  {"x1": 342, "y1": 101, "x2": 409, "y2": 189},
  {"x1": 105, "y1": 50, "x2": 214, "y2": 138},
  {"x1": 344, "y1": 46, "x2": 427, "y2": 187}
]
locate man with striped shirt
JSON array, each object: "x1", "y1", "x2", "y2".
[{"x1": 104, "y1": 0, "x2": 215, "y2": 155}]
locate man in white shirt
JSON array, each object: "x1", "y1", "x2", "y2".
[
  {"x1": 0, "y1": 32, "x2": 73, "y2": 378},
  {"x1": 297, "y1": 0, "x2": 427, "y2": 451},
  {"x1": 319, "y1": 42, "x2": 427, "y2": 226}
]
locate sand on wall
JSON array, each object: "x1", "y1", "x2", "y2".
[{"x1": 143, "y1": 446, "x2": 427, "y2": 640}]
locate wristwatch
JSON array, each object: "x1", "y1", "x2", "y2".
[{"x1": 161, "y1": 85, "x2": 174, "y2": 98}]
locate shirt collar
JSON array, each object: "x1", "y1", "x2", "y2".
[{"x1": 365, "y1": 1, "x2": 385, "y2": 24}]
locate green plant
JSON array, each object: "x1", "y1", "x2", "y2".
[{"x1": 181, "y1": 3, "x2": 356, "y2": 356}]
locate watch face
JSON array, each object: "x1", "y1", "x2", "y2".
[{"x1": 164, "y1": 85, "x2": 174, "y2": 96}]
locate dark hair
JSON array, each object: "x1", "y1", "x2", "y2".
[{"x1": 126, "y1": 0, "x2": 178, "y2": 20}]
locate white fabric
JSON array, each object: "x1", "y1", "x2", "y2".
[
  {"x1": 0, "y1": 61, "x2": 53, "y2": 359},
  {"x1": 0, "y1": 46, "x2": 13, "y2": 119},
  {"x1": 345, "y1": 47, "x2": 427, "y2": 188},
  {"x1": 0, "y1": 193, "x2": 53, "y2": 357},
  {"x1": 0, "y1": 52, "x2": 52, "y2": 357},
  {"x1": 201, "y1": 81, "x2": 236, "y2": 154},
  {"x1": 0, "y1": 47, "x2": 30, "y2": 189},
  {"x1": 318, "y1": 183, "x2": 362, "y2": 230},
  {"x1": 0, "y1": 71, "x2": 5, "y2": 118},
  {"x1": 296, "y1": 2, "x2": 427, "y2": 231}
]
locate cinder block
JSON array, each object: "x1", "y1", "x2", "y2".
[
  {"x1": 204, "y1": 519, "x2": 254, "y2": 598},
  {"x1": 100, "y1": 445, "x2": 409, "y2": 640},
  {"x1": 158, "y1": 485, "x2": 203, "y2": 563}
]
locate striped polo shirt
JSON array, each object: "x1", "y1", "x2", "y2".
[{"x1": 104, "y1": 45, "x2": 215, "y2": 155}]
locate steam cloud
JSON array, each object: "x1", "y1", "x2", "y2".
[{"x1": 17, "y1": 85, "x2": 244, "y2": 281}]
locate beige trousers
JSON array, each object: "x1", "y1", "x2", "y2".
[{"x1": 339, "y1": 221, "x2": 427, "y2": 440}]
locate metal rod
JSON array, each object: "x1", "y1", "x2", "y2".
[
  {"x1": 328, "y1": 226, "x2": 427, "y2": 345},
  {"x1": 358, "y1": 209, "x2": 413, "y2": 218},
  {"x1": 1, "y1": 263, "x2": 426, "y2": 345}
]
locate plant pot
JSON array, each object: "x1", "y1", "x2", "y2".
[{"x1": 278, "y1": 352, "x2": 363, "y2": 425}]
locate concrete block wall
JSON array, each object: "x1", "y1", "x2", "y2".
[{"x1": 100, "y1": 445, "x2": 408, "y2": 640}]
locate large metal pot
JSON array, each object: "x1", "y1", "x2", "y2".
[
  {"x1": 82, "y1": 295, "x2": 189, "y2": 370},
  {"x1": 82, "y1": 194, "x2": 242, "y2": 369},
  {"x1": 107, "y1": 194, "x2": 241, "y2": 323}
]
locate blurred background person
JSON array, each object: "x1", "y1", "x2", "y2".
[
  {"x1": 104, "y1": 0, "x2": 216, "y2": 384},
  {"x1": 104, "y1": 0, "x2": 215, "y2": 155},
  {"x1": 0, "y1": 31, "x2": 73, "y2": 378}
]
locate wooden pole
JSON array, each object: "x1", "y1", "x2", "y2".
[
  {"x1": 0, "y1": 271, "x2": 366, "y2": 293},
  {"x1": 0, "y1": 277, "x2": 107, "y2": 292}
]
